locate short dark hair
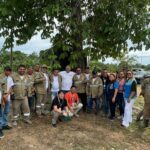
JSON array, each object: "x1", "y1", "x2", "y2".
[
  {"x1": 58, "y1": 90, "x2": 64, "y2": 95},
  {"x1": 18, "y1": 64, "x2": 26, "y2": 69},
  {"x1": 71, "y1": 85, "x2": 76, "y2": 89},
  {"x1": 4, "y1": 66, "x2": 12, "y2": 72}
]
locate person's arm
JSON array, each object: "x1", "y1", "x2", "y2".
[
  {"x1": 128, "y1": 81, "x2": 137, "y2": 103},
  {"x1": 34, "y1": 73, "x2": 45, "y2": 84},
  {"x1": 98, "y1": 79, "x2": 103, "y2": 97},
  {"x1": 112, "y1": 82, "x2": 119, "y2": 103},
  {"x1": 53, "y1": 105, "x2": 62, "y2": 113}
]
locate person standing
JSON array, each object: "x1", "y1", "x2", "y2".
[
  {"x1": 84, "y1": 67, "x2": 91, "y2": 81},
  {"x1": 27, "y1": 67, "x2": 35, "y2": 112},
  {"x1": 122, "y1": 71, "x2": 137, "y2": 127},
  {"x1": 100, "y1": 69, "x2": 110, "y2": 116},
  {"x1": 50, "y1": 68, "x2": 62, "y2": 101},
  {"x1": 116, "y1": 71, "x2": 126, "y2": 119},
  {"x1": 59, "y1": 65, "x2": 75, "y2": 93},
  {"x1": 12, "y1": 65, "x2": 31, "y2": 126},
  {"x1": 86, "y1": 70, "x2": 103, "y2": 114},
  {"x1": 0, "y1": 66, "x2": 14, "y2": 131},
  {"x1": 65, "y1": 86, "x2": 83, "y2": 117},
  {"x1": 33, "y1": 64, "x2": 46, "y2": 116},
  {"x1": 106, "y1": 74, "x2": 119, "y2": 120},
  {"x1": 141, "y1": 74, "x2": 150, "y2": 127},
  {"x1": 73, "y1": 67, "x2": 87, "y2": 112}
]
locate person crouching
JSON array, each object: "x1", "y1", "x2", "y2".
[
  {"x1": 51, "y1": 91, "x2": 70, "y2": 127},
  {"x1": 65, "y1": 86, "x2": 83, "y2": 117}
]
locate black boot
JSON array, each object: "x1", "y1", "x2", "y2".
[{"x1": 0, "y1": 129, "x2": 4, "y2": 139}]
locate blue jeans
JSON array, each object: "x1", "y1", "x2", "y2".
[
  {"x1": 0, "y1": 101, "x2": 10, "y2": 127},
  {"x1": 87, "y1": 97, "x2": 93, "y2": 111},
  {"x1": 102, "y1": 91, "x2": 109, "y2": 115},
  {"x1": 51, "y1": 91, "x2": 58, "y2": 102},
  {"x1": 87, "y1": 97, "x2": 101, "y2": 113}
]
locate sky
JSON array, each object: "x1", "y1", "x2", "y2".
[{"x1": 0, "y1": 32, "x2": 150, "y2": 65}]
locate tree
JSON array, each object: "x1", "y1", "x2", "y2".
[{"x1": 0, "y1": 0, "x2": 149, "y2": 68}]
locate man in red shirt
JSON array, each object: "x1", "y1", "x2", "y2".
[{"x1": 65, "y1": 86, "x2": 83, "y2": 117}]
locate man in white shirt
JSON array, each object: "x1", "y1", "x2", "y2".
[
  {"x1": 59, "y1": 65, "x2": 75, "y2": 93},
  {"x1": 50, "y1": 68, "x2": 62, "y2": 101},
  {"x1": 0, "y1": 66, "x2": 14, "y2": 133}
]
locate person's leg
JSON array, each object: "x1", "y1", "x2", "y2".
[
  {"x1": 86, "y1": 97, "x2": 93, "y2": 112},
  {"x1": 12, "y1": 100, "x2": 21, "y2": 126},
  {"x1": 81, "y1": 93, "x2": 87, "y2": 112},
  {"x1": 74, "y1": 103, "x2": 83, "y2": 115},
  {"x1": 22, "y1": 97, "x2": 31, "y2": 124},
  {"x1": 0, "y1": 104, "x2": 4, "y2": 139},
  {"x1": 102, "y1": 92, "x2": 109, "y2": 116},
  {"x1": 95, "y1": 98, "x2": 100, "y2": 114},
  {"x1": 51, "y1": 111, "x2": 61, "y2": 125},
  {"x1": 2, "y1": 100, "x2": 11, "y2": 127},
  {"x1": 136, "y1": 109, "x2": 144, "y2": 121},
  {"x1": 36, "y1": 93, "x2": 43, "y2": 116},
  {"x1": 51, "y1": 92, "x2": 58, "y2": 102},
  {"x1": 143, "y1": 119, "x2": 149, "y2": 127},
  {"x1": 122, "y1": 99, "x2": 135, "y2": 127}
]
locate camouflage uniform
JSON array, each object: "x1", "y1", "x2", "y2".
[
  {"x1": 86, "y1": 76, "x2": 103, "y2": 113},
  {"x1": 73, "y1": 73, "x2": 87, "y2": 111},
  {"x1": 141, "y1": 75, "x2": 150, "y2": 127},
  {"x1": 34, "y1": 71, "x2": 47, "y2": 116},
  {"x1": 11, "y1": 73, "x2": 31, "y2": 124},
  {"x1": 27, "y1": 74, "x2": 35, "y2": 110}
]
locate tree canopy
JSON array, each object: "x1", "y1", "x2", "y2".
[{"x1": 0, "y1": 0, "x2": 150, "y2": 67}]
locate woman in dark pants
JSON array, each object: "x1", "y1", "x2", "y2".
[
  {"x1": 106, "y1": 74, "x2": 119, "y2": 120},
  {"x1": 116, "y1": 71, "x2": 126, "y2": 119}
]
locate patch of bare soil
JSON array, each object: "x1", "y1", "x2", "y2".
[{"x1": 0, "y1": 112, "x2": 150, "y2": 150}]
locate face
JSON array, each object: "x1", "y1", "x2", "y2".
[
  {"x1": 127, "y1": 71, "x2": 133, "y2": 79},
  {"x1": 58, "y1": 92, "x2": 65, "y2": 99},
  {"x1": 76, "y1": 68, "x2": 81, "y2": 74},
  {"x1": 34, "y1": 65, "x2": 40, "y2": 71},
  {"x1": 109, "y1": 74, "x2": 116, "y2": 81},
  {"x1": 66, "y1": 66, "x2": 71, "y2": 72},
  {"x1": 71, "y1": 87, "x2": 76, "y2": 93},
  {"x1": 53, "y1": 70, "x2": 59, "y2": 76},
  {"x1": 85, "y1": 68, "x2": 90, "y2": 74},
  {"x1": 119, "y1": 71, "x2": 124, "y2": 78},
  {"x1": 103, "y1": 70, "x2": 108, "y2": 77},
  {"x1": 42, "y1": 67, "x2": 47, "y2": 73},
  {"x1": 4, "y1": 70, "x2": 11, "y2": 76},
  {"x1": 18, "y1": 67, "x2": 26, "y2": 75},
  {"x1": 28, "y1": 68, "x2": 33, "y2": 75}
]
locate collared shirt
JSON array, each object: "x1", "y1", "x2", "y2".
[{"x1": 59, "y1": 71, "x2": 75, "y2": 91}]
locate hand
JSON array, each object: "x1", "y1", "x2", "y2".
[
  {"x1": 127, "y1": 98, "x2": 130, "y2": 103},
  {"x1": 112, "y1": 97, "x2": 115, "y2": 103}
]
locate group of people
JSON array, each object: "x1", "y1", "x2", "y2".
[{"x1": 0, "y1": 64, "x2": 149, "y2": 139}]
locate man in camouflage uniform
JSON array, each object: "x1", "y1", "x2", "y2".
[
  {"x1": 27, "y1": 67, "x2": 35, "y2": 112},
  {"x1": 86, "y1": 70, "x2": 103, "y2": 114},
  {"x1": 73, "y1": 67, "x2": 87, "y2": 112},
  {"x1": 12, "y1": 65, "x2": 31, "y2": 126},
  {"x1": 141, "y1": 74, "x2": 150, "y2": 127},
  {"x1": 34, "y1": 64, "x2": 47, "y2": 116}
]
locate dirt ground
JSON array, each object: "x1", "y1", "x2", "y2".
[{"x1": 0, "y1": 86, "x2": 150, "y2": 150}]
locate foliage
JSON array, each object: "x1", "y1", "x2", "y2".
[
  {"x1": 0, "y1": 50, "x2": 39, "y2": 72},
  {"x1": 0, "y1": 0, "x2": 150, "y2": 67}
]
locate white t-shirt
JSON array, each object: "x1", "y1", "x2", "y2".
[
  {"x1": 44, "y1": 73, "x2": 49, "y2": 89},
  {"x1": 51, "y1": 76, "x2": 59, "y2": 92},
  {"x1": 59, "y1": 71, "x2": 75, "y2": 91},
  {"x1": 85, "y1": 73, "x2": 90, "y2": 80},
  {"x1": 6, "y1": 76, "x2": 14, "y2": 101},
  {"x1": 77, "y1": 75, "x2": 80, "y2": 79}
]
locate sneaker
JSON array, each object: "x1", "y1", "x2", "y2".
[
  {"x1": 52, "y1": 124, "x2": 57, "y2": 128},
  {"x1": 2, "y1": 125, "x2": 12, "y2": 130},
  {"x1": 0, "y1": 129, "x2": 4, "y2": 139}
]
